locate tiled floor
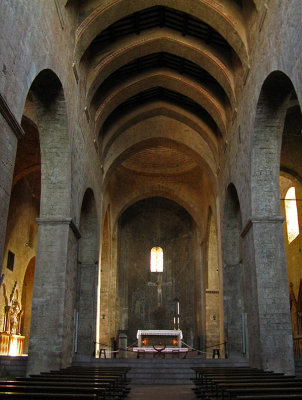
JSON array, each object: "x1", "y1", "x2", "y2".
[{"x1": 129, "y1": 385, "x2": 196, "y2": 399}]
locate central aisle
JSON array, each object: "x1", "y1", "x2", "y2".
[{"x1": 129, "y1": 385, "x2": 196, "y2": 400}]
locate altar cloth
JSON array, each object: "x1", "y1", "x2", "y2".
[
  {"x1": 137, "y1": 329, "x2": 183, "y2": 339},
  {"x1": 137, "y1": 329, "x2": 183, "y2": 348},
  {"x1": 133, "y1": 347, "x2": 188, "y2": 353}
]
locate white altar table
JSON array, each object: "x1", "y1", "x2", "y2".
[
  {"x1": 137, "y1": 329, "x2": 183, "y2": 347},
  {"x1": 134, "y1": 329, "x2": 188, "y2": 358}
]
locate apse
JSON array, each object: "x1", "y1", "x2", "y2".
[{"x1": 117, "y1": 197, "x2": 198, "y2": 347}]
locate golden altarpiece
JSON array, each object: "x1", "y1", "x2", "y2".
[{"x1": 0, "y1": 280, "x2": 24, "y2": 356}]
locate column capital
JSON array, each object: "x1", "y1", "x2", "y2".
[
  {"x1": 241, "y1": 216, "x2": 285, "y2": 238},
  {"x1": 36, "y1": 217, "x2": 81, "y2": 239},
  {"x1": 0, "y1": 92, "x2": 24, "y2": 139}
]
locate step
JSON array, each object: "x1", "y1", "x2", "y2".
[
  {"x1": 295, "y1": 359, "x2": 302, "y2": 377},
  {"x1": 0, "y1": 356, "x2": 28, "y2": 378},
  {"x1": 72, "y1": 356, "x2": 249, "y2": 385},
  {"x1": 73, "y1": 354, "x2": 249, "y2": 366}
]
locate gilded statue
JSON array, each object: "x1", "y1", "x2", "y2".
[{"x1": 2, "y1": 282, "x2": 24, "y2": 335}]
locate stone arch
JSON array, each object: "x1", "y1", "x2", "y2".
[
  {"x1": 102, "y1": 102, "x2": 219, "y2": 164},
  {"x1": 279, "y1": 102, "x2": 302, "y2": 357},
  {"x1": 1, "y1": 68, "x2": 74, "y2": 374},
  {"x1": 30, "y1": 69, "x2": 71, "y2": 217},
  {"x1": 116, "y1": 196, "x2": 199, "y2": 346},
  {"x1": 76, "y1": 188, "x2": 98, "y2": 356},
  {"x1": 245, "y1": 71, "x2": 297, "y2": 374},
  {"x1": 74, "y1": 0, "x2": 249, "y2": 66},
  {"x1": 0, "y1": 109, "x2": 41, "y2": 356},
  {"x1": 251, "y1": 71, "x2": 295, "y2": 217},
  {"x1": 26, "y1": 69, "x2": 76, "y2": 375},
  {"x1": 86, "y1": 31, "x2": 236, "y2": 108},
  {"x1": 280, "y1": 173, "x2": 302, "y2": 313},
  {"x1": 103, "y1": 116, "x2": 218, "y2": 190},
  {"x1": 112, "y1": 190, "x2": 206, "y2": 239},
  {"x1": 95, "y1": 71, "x2": 227, "y2": 136},
  {"x1": 223, "y1": 183, "x2": 245, "y2": 358}
]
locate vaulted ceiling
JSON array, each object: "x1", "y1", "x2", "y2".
[{"x1": 70, "y1": 0, "x2": 260, "y2": 232}]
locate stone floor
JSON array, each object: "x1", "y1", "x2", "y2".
[{"x1": 129, "y1": 385, "x2": 196, "y2": 399}]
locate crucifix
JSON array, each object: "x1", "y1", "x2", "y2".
[{"x1": 147, "y1": 273, "x2": 172, "y2": 307}]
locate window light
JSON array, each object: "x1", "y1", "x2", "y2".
[
  {"x1": 285, "y1": 186, "x2": 299, "y2": 244},
  {"x1": 150, "y1": 247, "x2": 163, "y2": 272}
]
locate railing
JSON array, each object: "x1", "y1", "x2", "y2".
[
  {"x1": 93, "y1": 339, "x2": 229, "y2": 359},
  {"x1": 205, "y1": 341, "x2": 228, "y2": 359},
  {"x1": 293, "y1": 336, "x2": 302, "y2": 358}
]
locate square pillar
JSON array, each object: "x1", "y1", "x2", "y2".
[
  {"x1": 27, "y1": 217, "x2": 80, "y2": 375},
  {"x1": 77, "y1": 262, "x2": 98, "y2": 356},
  {"x1": 242, "y1": 217, "x2": 294, "y2": 375}
]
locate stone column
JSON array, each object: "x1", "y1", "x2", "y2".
[
  {"x1": 27, "y1": 217, "x2": 80, "y2": 375},
  {"x1": 223, "y1": 261, "x2": 244, "y2": 357},
  {"x1": 242, "y1": 217, "x2": 295, "y2": 375},
  {"x1": 118, "y1": 333, "x2": 127, "y2": 359},
  {"x1": 0, "y1": 93, "x2": 24, "y2": 266},
  {"x1": 117, "y1": 232, "x2": 128, "y2": 333},
  {"x1": 195, "y1": 233, "x2": 206, "y2": 353},
  {"x1": 77, "y1": 262, "x2": 98, "y2": 356},
  {"x1": 109, "y1": 232, "x2": 118, "y2": 344}
]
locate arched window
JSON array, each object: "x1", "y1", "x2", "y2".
[
  {"x1": 150, "y1": 247, "x2": 163, "y2": 272},
  {"x1": 285, "y1": 186, "x2": 299, "y2": 244}
]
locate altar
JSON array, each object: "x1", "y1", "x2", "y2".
[
  {"x1": 133, "y1": 330, "x2": 188, "y2": 358},
  {"x1": 0, "y1": 332, "x2": 25, "y2": 356}
]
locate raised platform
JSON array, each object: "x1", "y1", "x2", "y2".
[
  {"x1": 3, "y1": 354, "x2": 302, "y2": 382},
  {"x1": 0, "y1": 355, "x2": 27, "y2": 378},
  {"x1": 72, "y1": 356, "x2": 249, "y2": 385},
  {"x1": 133, "y1": 347, "x2": 188, "y2": 358}
]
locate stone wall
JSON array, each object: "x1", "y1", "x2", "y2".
[
  {"x1": 117, "y1": 197, "x2": 198, "y2": 347},
  {"x1": 1, "y1": 0, "x2": 302, "y2": 376}
]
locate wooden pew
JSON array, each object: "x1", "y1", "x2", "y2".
[
  {"x1": 0, "y1": 381, "x2": 107, "y2": 399},
  {"x1": 30, "y1": 366, "x2": 131, "y2": 397},
  {"x1": 0, "y1": 385, "x2": 106, "y2": 396},
  {"x1": 192, "y1": 367, "x2": 280, "y2": 379},
  {"x1": 191, "y1": 366, "x2": 302, "y2": 400},
  {"x1": 28, "y1": 374, "x2": 128, "y2": 398},
  {"x1": 0, "y1": 380, "x2": 109, "y2": 391},
  {"x1": 58, "y1": 366, "x2": 131, "y2": 398},
  {"x1": 20, "y1": 376, "x2": 114, "y2": 393},
  {"x1": 192, "y1": 370, "x2": 286, "y2": 392},
  {"x1": 236, "y1": 395, "x2": 302, "y2": 399},
  {"x1": 224, "y1": 387, "x2": 302, "y2": 399},
  {"x1": 0, "y1": 393, "x2": 97, "y2": 399},
  {"x1": 61, "y1": 366, "x2": 131, "y2": 382},
  {"x1": 211, "y1": 377, "x2": 302, "y2": 394},
  {"x1": 0, "y1": 365, "x2": 131, "y2": 399}
]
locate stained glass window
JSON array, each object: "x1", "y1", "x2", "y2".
[
  {"x1": 285, "y1": 186, "x2": 299, "y2": 244},
  {"x1": 150, "y1": 247, "x2": 163, "y2": 272}
]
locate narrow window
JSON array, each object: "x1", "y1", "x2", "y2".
[
  {"x1": 150, "y1": 247, "x2": 163, "y2": 272},
  {"x1": 7, "y1": 250, "x2": 15, "y2": 271},
  {"x1": 285, "y1": 186, "x2": 299, "y2": 244}
]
